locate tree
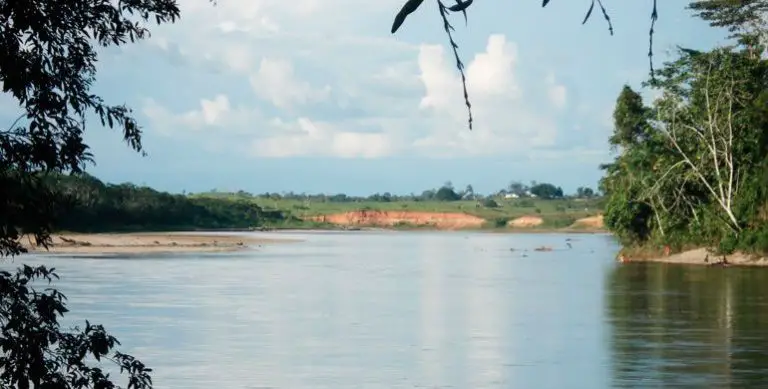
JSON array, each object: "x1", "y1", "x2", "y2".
[
  {"x1": 576, "y1": 186, "x2": 596, "y2": 198},
  {"x1": 688, "y1": 0, "x2": 768, "y2": 57},
  {"x1": 1, "y1": 0, "x2": 191, "y2": 386},
  {"x1": 529, "y1": 183, "x2": 563, "y2": 199},
  {"x1": 600, "y1": 33, "x2": 768, "y2": 253},
  {"x1": 647, "y1": 48, "x2": 762, "y2": 233},
  {"x1": 1, "y1": 266, "x2": 153, "y2": 389},
  {"x1": 611, "y1": 86, "x2": 652, "y2": 148},
  {"x1": 600, "y1": 84, "x2": 665, "y2": 244},
  {"x1": 507, "y1": 181, "x2": 527, "y2": 196},
  {"x1": 435, "y1": 186, "x2": 461, "y2": 201}
]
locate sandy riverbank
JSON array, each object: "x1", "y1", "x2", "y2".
[
  {"x1": 623, "y1": 247, "x2": 768, "y2": 267},
  {"x1": 20, "y1": 232, "x2": 300, "y2": 254}
]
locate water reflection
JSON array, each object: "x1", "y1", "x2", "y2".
[
  {"x1": 2, "y1": 231, "x2": 630, "y2": 388},
  {"x1": 606, "y1": 263, "x2": 768, "y2": 388}
]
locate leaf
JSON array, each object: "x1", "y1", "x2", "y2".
[
  {"x1": 447, "y1": 0, "x2": 472, "y2": 12},
  {"x1": 448, "y1": 0, "x2": 473, "y2": 25},
  {"x1": 582, "y1": 0, "x2": 595, "y2": 24},
  {"x1": 391, "y1": 0, "x2": 425, "y2": 34},
  {"x1": 542, "y1": 0, "x2": 550, "y2": 7}
]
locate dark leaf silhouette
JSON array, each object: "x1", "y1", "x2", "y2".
[
  {"x1": 437, "y1": 1, "x2": 473, "y2": 130},
  {"x1": 649, "y1": 0, "x2": 659, "y2": 80},
  {"x1": 581, "y1": 0, "x2": 614, "y2": 35},
  {"x1": 0, "y1": 0, "x2": 217, "y2": 387},
  {"x1": 1, "y1": 265, "x2": 153, "y2": 388},
  {"x1": 389, "y1": 0, "x2": 663, "y2": 130},
  {"x1": 582, "y1": 0, "x2": 595, "y2": 24},
  {"x1": 448, "y1": 0, "x2": 473, "y2": 25},
  {"x1": 391, "y1": 0, "x2": 426, "y2": 34}
]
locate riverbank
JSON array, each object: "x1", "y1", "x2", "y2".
[
  {"x1": 20, "y1": 232, "x2": 300, "y2": 254},
  {"x1": 620, "y1": 247, "x2": 768, "y2": 267},
  {"x1": 305, "y1": 211, "x2": 606, "y2": 232}
]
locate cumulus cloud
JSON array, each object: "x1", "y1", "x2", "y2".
[
  {"x1": 135, "y1": 1, "x2": 575, "y2": 160},
  {"x1": 545, "y1": 73, "x2": 567, "y2": 109},
  {"x1": 142, "y1": 32, "x2": 561, "y2": 159},
  {"x1": 410, "y1": 34, "x2": 557, "y2": 157},
  {"x1": 249, "y1": 58, "x2": 331, "y2": 109},
  {"x1": 250, "y1": 118, "x2": 394, "y2": 158}
]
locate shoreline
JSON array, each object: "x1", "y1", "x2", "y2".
[
  {"x1": 266, "y1": 224, "x2": 608, "y2": 234},
  {"x1": 620, "y1": 247, "x2": 768, "y2": 267},
  {"x1": 20, "y1": 232, "x2": 301, "y2": 255}
]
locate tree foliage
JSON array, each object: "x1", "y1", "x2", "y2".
[
  {"x1": 46, "y1": 174, "x2": 283, "y2": 232},
  {"x1": 689, "y1": 0, "x2": 768, "y2": 55},
  {"x1": 601, "y1": 21, "x2": 768, "y2": 254},
  {"x1": 0, "y1": 0, "x2": 194, "y2": 386},
  {"x1": 529, "y1": 183, "x2": 564, "y2": 200},
  {"x1": 1, "y1": 0, "x2": 182, "y2": 255},
  {"x1": 1, "y1": 266, "x2": 153, "y2": 389}
]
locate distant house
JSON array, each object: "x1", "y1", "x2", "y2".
[{"x1": 504, "y1": 193, "x2": 519, "y2": 199}]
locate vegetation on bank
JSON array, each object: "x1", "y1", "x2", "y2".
[
  {"x1": 41, "y1": 173, "x2": 312, "y2": 232},
  {"x1": 189, "y1": 182, "x2": 605, "y2": 231},
  {"x1": 601, "y1": 2, "x2": 768, "y2": 257},
  {"x1": 41, "y1": 174, "x2": 604, "y2": 232}
]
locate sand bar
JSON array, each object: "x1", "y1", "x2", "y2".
[
  {"x1": 626, "y1": 247, "x2": 768, "y2": 267},
  {"x1": 20, "y1": 232, "x2": 301, "y2": 254}
]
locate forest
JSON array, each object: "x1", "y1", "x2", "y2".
[
  {"x1": 44, "y1": 173, "x2": 287, "y2": 232},
  {"x1": 601, "y1": 2, "x2": 768, "y2": 256}
]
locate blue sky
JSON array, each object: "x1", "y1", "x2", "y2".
[{"x1": 3, "y1": 0, "x2": 728, "y2": 196}]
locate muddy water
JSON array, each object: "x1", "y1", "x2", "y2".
[{"x1": 12, "y1": 231, "x2": 768, "y2": 388}]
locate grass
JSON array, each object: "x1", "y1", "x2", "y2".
[
  {"x1": 190, "y1": 194, "x2": 605, "y2": 230},
  {"x1": 263, "y1": 198, "x2": 600, "y2": 219}
]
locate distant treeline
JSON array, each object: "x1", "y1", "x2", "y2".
[
  {"x1": 45, "y1": 174, "x2": 286, "y2": 232},
  {"x1": 195, "y1": 181, "x2": 601, "y2": 203}
]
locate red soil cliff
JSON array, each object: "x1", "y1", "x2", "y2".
[{"x1": 309, "y1": 210, "x2": 486, "y2": 230}]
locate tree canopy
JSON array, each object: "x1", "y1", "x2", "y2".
[
  {"x1": 601, "y1": 11, "x2": 768, "y2": 254},
  {"x1": 0, "y1": 0, "x2": 187, "y2": 387}
]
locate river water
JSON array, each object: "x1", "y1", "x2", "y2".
[{"x1": 9, "y1": 231, "x2": 768, "y2": 388}]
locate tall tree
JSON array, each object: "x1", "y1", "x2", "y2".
[
  {"x1": 610, "y1": 86, "x2": 652, "y2": 148},
  {"x1": 688, "y1": 0, "x2": 768, "y2": 49},
  {"x1": 0, "y1": 0, "x2": 193, "y2": 387}
]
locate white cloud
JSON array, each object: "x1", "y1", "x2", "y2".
[
  {"x1": 545, "y1": 73, "x2": 567, "y2": 109},
  {"x1": 250, "y1": 118, "x2": 394, "y2": 158},
  {"x1": 410, "y1": 34, "x2": 557, "y2": 157},
  {"x1": 135, "y1": 2, "x2": 572, "y2": 160},
  {"x1": 248, "y1": 58, "x2": 331, "y2": 109}
]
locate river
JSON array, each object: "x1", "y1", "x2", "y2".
[{"x1": 9, "y1": 231, "x2": 768, "y2": 388}]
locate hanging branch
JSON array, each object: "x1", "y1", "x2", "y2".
[
  {"x1": 390, "y1": 0, "x2": 661, "y2": 130},
  {"x1": 438, "y1": 1, "x2": 473, "y2": 130}
]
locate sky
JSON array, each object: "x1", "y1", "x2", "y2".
[{"x1": 3, "y1": 0, "x2": 729, "y2": 196}]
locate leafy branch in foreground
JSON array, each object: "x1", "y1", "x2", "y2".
[
  {"x1": 390, "y1": 0, "x2": 660, "y2": 130},
  {"x1": 1, "y1": 265, "x2": 153, "y2": 388}
]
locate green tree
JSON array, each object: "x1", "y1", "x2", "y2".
[
  {"x1": 688, "y1": 0, "x2": 768, "y2": 57},
  {"x1": 435, "y1": 185, "x2": 461, "y2": 201},
  {"x1": 529, "y1": 183, "x2": 563, "y2": 199},
  {"x1": 601, "y1": 36, "x2": 768, "y2": 253},
  {"x1": 610, "y1": 86, "x2": 652, "y2": 148},
  {"x1": 507, "y1": 181, "x2": 527, "y2": 196},
  {"x1": 0, "y1": 0, "x2": 192, "y2": 386}
]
